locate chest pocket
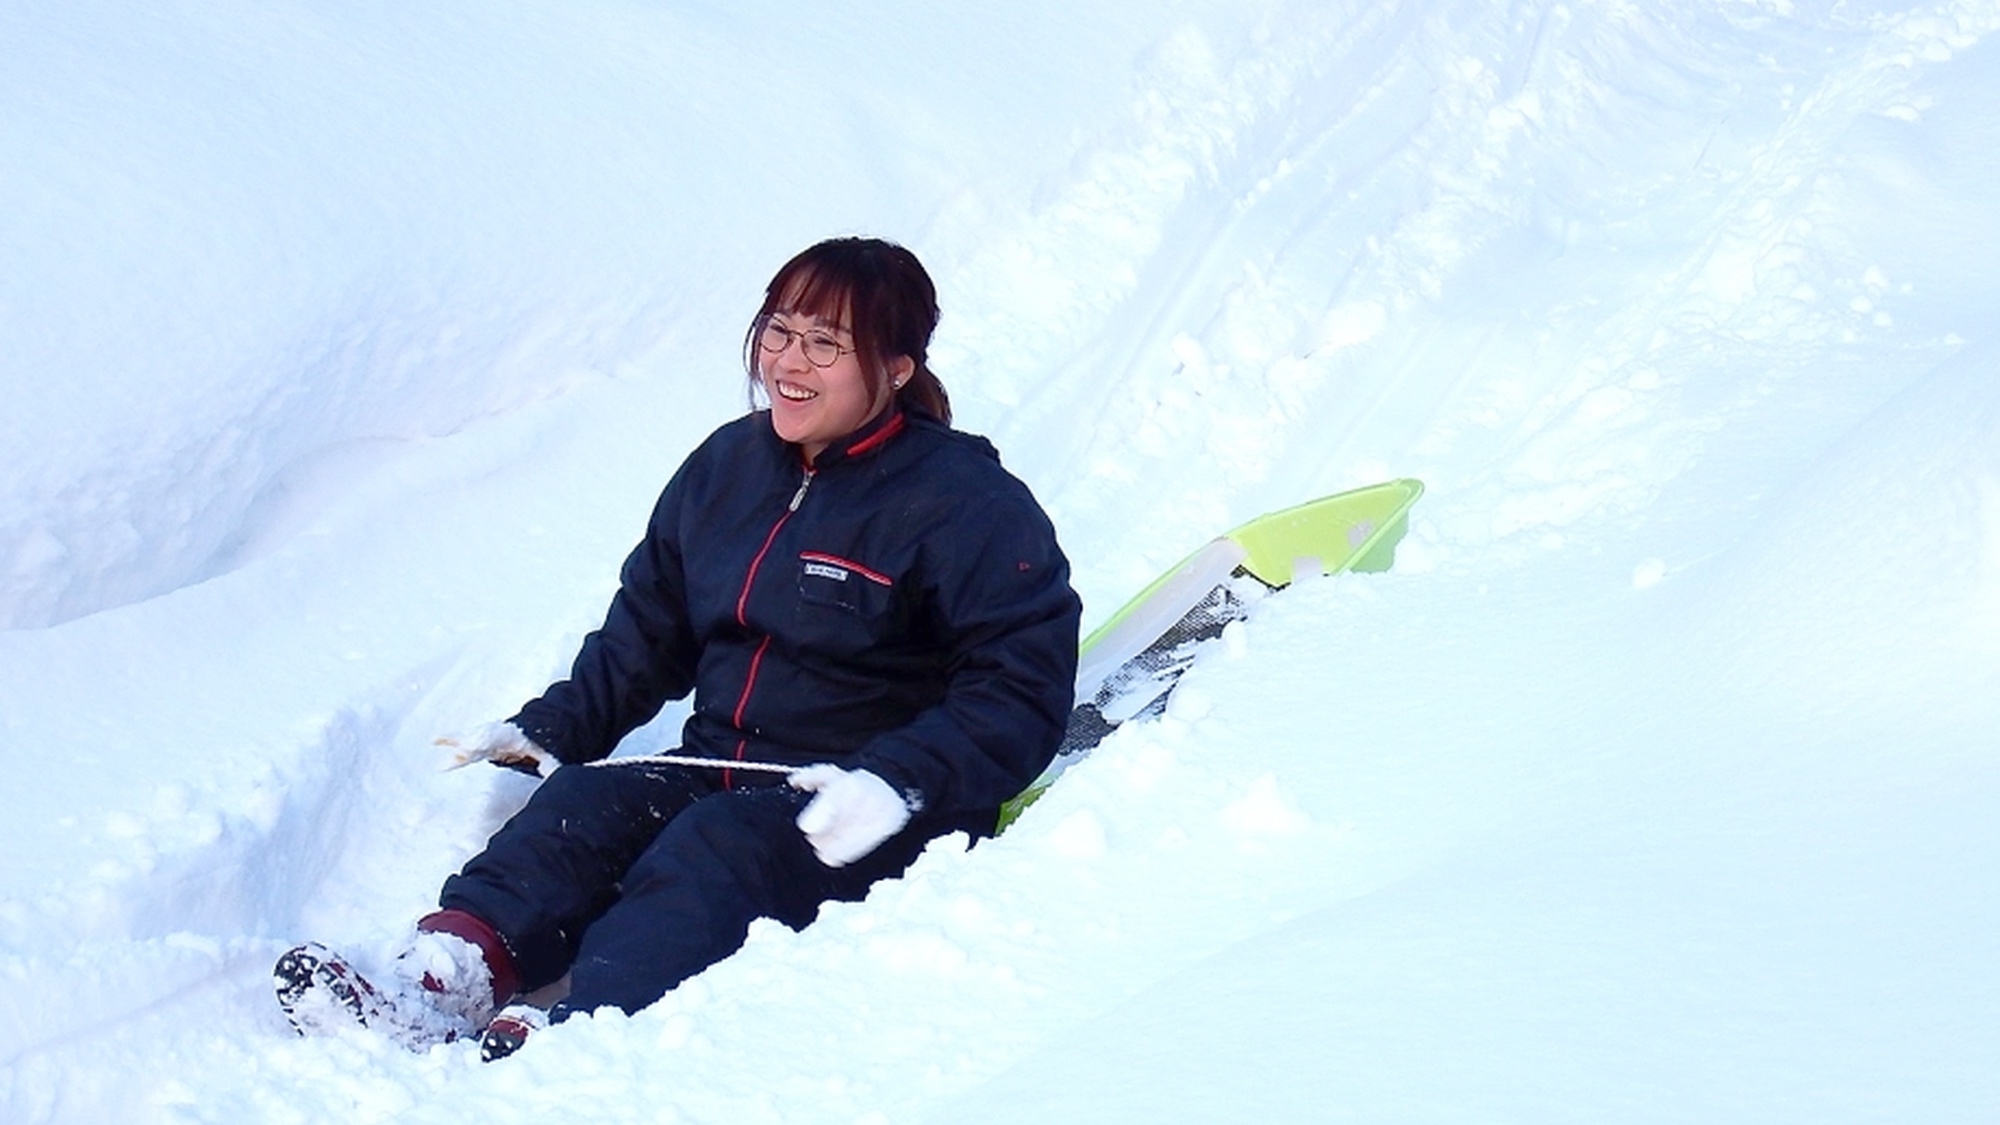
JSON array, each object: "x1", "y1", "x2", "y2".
[{"x1": 796, "y1": 548, "x2": 900, "y2": 620}]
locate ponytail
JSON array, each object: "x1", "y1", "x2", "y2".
[{"x1": 897, "y1": 364, "x2": 951, "y2": 424}]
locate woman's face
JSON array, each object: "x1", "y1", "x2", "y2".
[{"x1": 757, "y1": 309, "x2": 906, "y2": 463}]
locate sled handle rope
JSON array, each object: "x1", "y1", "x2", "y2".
[
  {"x1": 620, "y1": 753, "x2": 798, "y2": 775},
  {"x1": 448, "y1": 748, "x2": 802, "y2": 776}
]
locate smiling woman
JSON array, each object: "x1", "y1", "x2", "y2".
[{"x1": 275, "y1": 235, "x2": 1081, "y2": 1061}]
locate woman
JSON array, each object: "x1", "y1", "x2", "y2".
[{"x1": 276, "y1": 237, "x2": 1082, "y2": 1060}]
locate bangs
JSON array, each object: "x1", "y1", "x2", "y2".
[
  {"x1": 752, "y1": 247, "x2": 888, "y2": 391},
  {"x1": 769, "y1": 264, "x2": 855, "y2": 330}
]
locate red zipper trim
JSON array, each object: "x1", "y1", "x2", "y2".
[
  {"x1": 732, "y1": 636, "x2": 772, "y2": 730},
  {"x1": 737, "y1": 513, "x2": 794, "y2": 626},
  {"x1": 799, "y1": 551, "x2": 894, "y2": 587},
  {"x1": 727, "y1": 460, "x2": 813, "y2": 786},
  {"x1": 723, "y1": 635, "x2": 774, "y2": 789}
]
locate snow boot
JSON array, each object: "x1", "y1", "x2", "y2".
[
  {"x1": 273, "y1": 921, "x2": 508, "y2": 1050},
  {"x1": 479, "y1": 1004, "x2": 548, "y2": 1062}
]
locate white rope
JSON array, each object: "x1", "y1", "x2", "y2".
[
  {"x1": 442, "y1": 743, "x2": 803, "y2": 777},
  {"x1": 619, "y1": 753, "x2": 799, "y2": 775}
]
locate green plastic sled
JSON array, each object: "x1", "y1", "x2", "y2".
[{"x1": 997, "y1": 478, "x2": 1424, "y2": 831}]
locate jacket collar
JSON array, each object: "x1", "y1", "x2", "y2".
[{"x1": 791, "y1": 405, "x2": 908, "y2": 469}]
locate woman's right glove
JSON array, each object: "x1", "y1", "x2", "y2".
[
  {"x1": 437, "y1": 721, "x2": 556, "y2": 777},
  {"x1": 791, "y1": 765, "x2": 914, "y2": 867}
]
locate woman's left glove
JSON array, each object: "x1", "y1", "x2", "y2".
[{"x1": 791, "y1": 765, "x2": 915, "y2": 867}]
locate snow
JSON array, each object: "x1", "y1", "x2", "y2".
[{"x1": 3, "y1": 0, "x2": 1997, "y2": 1121}]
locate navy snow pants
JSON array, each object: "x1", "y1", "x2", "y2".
[{"x1": 437, "y1": 758, "x2": 975, "y2": 1017}]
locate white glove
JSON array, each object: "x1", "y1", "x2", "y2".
[
  {"x1": 791, "y1": 765, "x2": 914, "y2": 867},
  {"x1": 437, "y1": 721, "x2": 556, "y2": 777}
]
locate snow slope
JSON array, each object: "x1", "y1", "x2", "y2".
[{"x1": 3, "y1": 0, "x2": 1997, "y2": 1121}]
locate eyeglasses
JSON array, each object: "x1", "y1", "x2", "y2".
[{"x1": 757, "y1": 317, "x2": 854, "y2": 369}]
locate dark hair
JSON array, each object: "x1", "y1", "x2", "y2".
[{"x1": 743, "y1": 237, "x2": 952, "y2": 425}]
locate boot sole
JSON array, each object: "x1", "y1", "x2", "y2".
[{"x1": 274, "y1": 943, "x2": 384, "y2": 1037}]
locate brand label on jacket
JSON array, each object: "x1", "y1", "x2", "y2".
[{"x1": 803, "y1": 561, "x2": 850, "y2": 582}]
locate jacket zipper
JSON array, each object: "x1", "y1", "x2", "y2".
[
  {"x1": 788, "y1": 466, "x2": 814, "y2": 511},
  {"x1": 735, "y1": 465, "x2": 814, "y2": 627},
  {"x1": 725, "y1": 463, "x2": 814, "y2": 787}
]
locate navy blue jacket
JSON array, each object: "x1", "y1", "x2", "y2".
[{"x1": 509, "y1": 408, "x2": 1081, "y2": 823}]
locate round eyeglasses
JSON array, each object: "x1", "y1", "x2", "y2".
[{"x1": 757, "y1": 318, "x2": 855, "y2": 369}]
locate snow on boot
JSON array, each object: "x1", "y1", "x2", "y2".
[
  {"x1": 479, "y1": 1004, "x2": 548, "y2": 1062},
  {"x1": 381, "y1": 929, "x2": 498, "y2": 1045},
  {"x1": 274, "y1": 932, "x2": 496, "y2": 1051}
]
